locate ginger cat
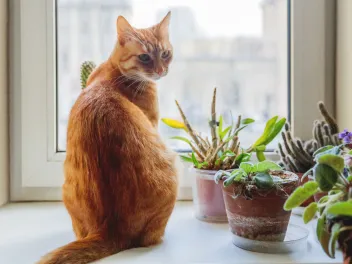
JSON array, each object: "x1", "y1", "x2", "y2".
[{"x1": 38, "y1": 12, "x2": 178, "y2": 264}]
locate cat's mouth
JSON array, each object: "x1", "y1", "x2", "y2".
[{"x1": 143, "y1": 73, "x2": 164, "y2": 82}]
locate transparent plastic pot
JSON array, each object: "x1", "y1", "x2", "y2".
[{"x1": 190, "y1": 168, "x2": 228, "y2": 223}]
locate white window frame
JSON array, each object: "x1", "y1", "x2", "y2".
[{"x1": 9, "y1": 0, "x2": 336, "y2": 201}]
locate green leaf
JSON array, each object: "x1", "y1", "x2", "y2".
[
  {"x1": 316, "y1": 216, "x2": 325, "y2": 241},
  {"x1": 256, "y1": 151, "x2": 266, "y2": 162},
  {"x1": 234, "y1": 171, "x2": 246, "y2": 182},
  {"x1": 255, "y1": 160, "x2": 282, "y2": 173},
  {"x1": 197, "y1": 161, "x2": 209, "y2": 169},
  {"x1": 234, "y1": 125, "x2": 249, "y2": 136},
  {"x1": 214, "y1": 170, "x2": 231, "y2": 184},
  {"x1": 327, "y1": 201, "x2": 352, "y2": 216},
  {"x1": 254, "y1": 172, "x2": 274, "y2": 189},
  {"x1": 219, "y1": 150, "x2": 235, "y2": 161},
  {"x1": 225, "y1": 151, "x2": 235, "y2": 157},
  {"x1": 217, "y1": 150, "x2": 223, "y2": 158},
  {"x1": 283, "y1": 181, "x2": 319, "y2": 210},
  {"x1": 220, "y1": 126, "x2": 231, "y2": 140},
  {"x1": 317, "y1": 154, "x2": 345, "y2": 173},
  {"x1": 191, "y1": 152, "x2": 199, "y2": 167},
  {"x1": 252, "y1": 116, "x2": 278, "y2": 147},
  {"x1": 263, "y1": 117, "x2": 286, "y2": 146},
  {"x1": 215, "y1": 159, "x2": 221, "y2": 167},
  {"x1": 256, "y1": 145, "x2": 266, "y2": 152},
  {"x1": 313, "y1": 145, "x2": 334, "y2": 157},
  {"x1": 320, "y1": 222, "x2": 331, "y2": 257},
  {"x1": 241, "y1": 118, "x2": 255, "y2": 125},
  {"x1": 218, "y1": 115, "x2": 224, "y2": 138},
  {"x1": 170, "y1": 136, "x2": 191, "y2": 145},
  {"x1": 328, "y1": 223, "x2": 341, "y2": 258},
  {"x1": 240, "y1": 162, "x2": 254, "y2": 174},
  {"x1": 161, "y1": 118, "x2": 186, "y2": 130},
  {"x1": 347, "y1": 176, "x2": 352, "y2": 182},
  {"x1": 180, "y1": 155, "x2": 193, "y2": 163},
  {"x1": 224, "y1": 170, "x2": 246, "y2": 187},
  {"x1": 235, "y1": 153, "x2": 251, "y2": 165},
  {"x1": 314, "y1": 164, "x2": 338, "y2": 192},
  {"x1": 223, "y1": 174, "x2": 236, "y2": 187},
  {"x1": 303, "y1": 202, "x2": 318, "y2": 224}
]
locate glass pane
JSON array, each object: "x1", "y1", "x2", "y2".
[{"x1": 57, "y1": 0, "x2": 288, "y2": 151}]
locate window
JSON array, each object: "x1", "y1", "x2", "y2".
[
  {"x1": 57, "y1": 0, "x2": 288, "y2": 151},
  {"x1": 10, "y1": 0, "x2": 336, "y2": 201}
]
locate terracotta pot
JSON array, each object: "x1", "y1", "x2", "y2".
[
  {"x1": 343, "y1": 252, "x2": 352, "y2": 264},
  {"x1": 339, "y1": 225, "x2": 352, "y2": 264},
  {"x1": 314, "y1": 192, "x2": 328, "y2": 203},
  {"x1": 221, "y1": 171, "x2": 299, "y2": 241},
  {"x1": 190, "y1": 168, "x2": 227, "y2": 223},
  {"x1": 296, "y1": 172, "x2": 315, "y2": 207}
]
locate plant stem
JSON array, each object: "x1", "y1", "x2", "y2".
[
  {"x1": 339, "y1": 172, "x2": 350, "y2": 186},
  {"x1": 210, "y1": 87, "x2": 218, "y2": 150},
  {"x1": 175, "y1": 100, "x2": 207, "y2": 155},
  {"x1": 190, "y1": 143, "x2": 205, "y2": 162}
]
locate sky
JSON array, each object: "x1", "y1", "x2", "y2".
[{"x1": 131, "y1": 0, "x2": 263, "y2": 37}]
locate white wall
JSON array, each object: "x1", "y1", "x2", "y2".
[
  {"x1": 336, "y1": 0, "x2": 352, "y2": 130},
  {"x1": 0, "y1": 0, "x2": 8, "y2": 206}
]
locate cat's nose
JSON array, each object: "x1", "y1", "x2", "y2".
[{"x1": 155, "y1": 68, "x2": 164, "y2": 76}]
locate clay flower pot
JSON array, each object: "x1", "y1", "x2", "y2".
[
  {"x1": 313, "y1": 191, "x2": 328, "y2": 203},
  {"x1": 190, "y1": 168, "x2": 227, "y2": 223},
  {"x1": 221, "y1": 171, "x2": 299, "y2": 241}
]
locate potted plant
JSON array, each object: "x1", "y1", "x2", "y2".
[
  {"x1": 162, "y1": 87, "x2": 286, "y2": 222},
  {"x1": 283, "y1": 129, "x2": 352, "y2": 264},
  {"x1": 214, "y1": 160, "x2": 299, "y2": 241},
  {"x1": 277, "y1": 101, "x2": 341, "y2": 206}
]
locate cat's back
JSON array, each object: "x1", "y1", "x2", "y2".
[
  {"x1": 67, "y1": 80, "x2": 153, "y2": 143},
  {"x1": 64, "y1": 78, "x2": 178, "y2": 201}
]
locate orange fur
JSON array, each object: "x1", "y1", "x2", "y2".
[{"x1": 37, "y1": 12, "x2": 178, "y2": 264}]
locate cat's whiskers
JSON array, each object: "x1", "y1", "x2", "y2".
[
  {"x1": 134, "y1": 79, "x2": 146, "y2": 98},
  {"x1": 111, "y1": 73, "x2": 138, "y2": 87},
  {"x1": 126, "y1": 76, "x2": 142, "y2": 91}
]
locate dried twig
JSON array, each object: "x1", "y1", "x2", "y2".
[
  {"x1": 175, "y1": 100, "x2": 207, "y2": 155},
  {"x1": 210, "y1": 88, "x2": 218, "y2": 149}
]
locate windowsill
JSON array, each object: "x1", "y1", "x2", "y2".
[{"x1": 0, "y1": 202, "x2": 342, "y2": 264}]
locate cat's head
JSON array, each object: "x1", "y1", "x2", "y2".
[{"x1": 112, "y1": 12, "x2": 173, "y2": 82}]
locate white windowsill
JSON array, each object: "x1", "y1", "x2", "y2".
[{"x1": 0, "y1": 202, "x2": 342, "y2": 264}]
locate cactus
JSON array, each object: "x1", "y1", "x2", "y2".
[
  {"x1": 80, "y1": 61, "x2": 96, "y2": 89},
  {"x1": 277, "y1": 101, "x2": 341, "y2": 173}
]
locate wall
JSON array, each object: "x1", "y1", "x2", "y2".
[
  {"x1": 0, "y1": 0, "x2": 8, "y2": 206},
  {"x1": 336, "y1": 0, "x2": 352, "y2": 129}
]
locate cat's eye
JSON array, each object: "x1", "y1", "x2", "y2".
[
  {"x1": 138, "y1": 54, "x2": 151, "y2": 63},
  {"x1": 161, "y1": 51, "x2": 171, "y2": 59}
]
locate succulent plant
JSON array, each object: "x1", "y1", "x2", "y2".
[
  {"x1": 284, "y1": 135, "x2": 352, "y2": 262},
  {"x1": 277, "y1": 101, "x2": 341, "y2": 173},
  {"x1": 80, "y1": 61, "x2": 96, "y2": 89},
  {"x1": 162, "y1": 87, "x2": 286, "y2": 170},
  {"x1": 215, "y1": 160, "x2": 284, "y2": 189}
]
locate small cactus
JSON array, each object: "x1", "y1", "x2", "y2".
[
  {"x1": 277, "y1": 101, "x2": 341, "y2": 173},
  {"x1": 80, "y1": 61, "x2": 96, "y2": 89}
]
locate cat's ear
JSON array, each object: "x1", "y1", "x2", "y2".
[
  {"x1": 157, "y1": 11, "x2": 171, "y2": 39},
  {"x1": 116, "y1": 15, "x2": 133, "y2": 36}
]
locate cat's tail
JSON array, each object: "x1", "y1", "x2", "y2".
[{"x1": 37, "y1": 234, "x2": 122, "y2": 264}]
